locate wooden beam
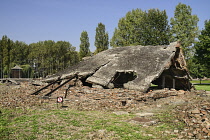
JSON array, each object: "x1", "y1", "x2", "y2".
[
  {"x1": 31, "y1": 79, "x2": 61, "y2": 95},
  {"x1": 44, "y1": 76, "x2": 76, "y2": 97}
]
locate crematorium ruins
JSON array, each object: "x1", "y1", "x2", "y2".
[
  {"x1": 29, "y1": 41, "x2": 195, "y2": 109},
  {"x1": 33, "y1": 41, "x2": 192, "y2": 95}
]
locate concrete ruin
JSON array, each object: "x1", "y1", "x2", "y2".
[{"x1": 44, "y1": 42, "x2": 192, "y2": 92}]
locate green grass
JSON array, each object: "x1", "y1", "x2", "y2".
[
  {"x1": 191, "y1": 80, "x2": 210, "y2": 91},
  {"x1": 0, "y1": 107, "x2": 181, "y2": 140},
  {"x1": 194, "y1": 84, "x2": 210, "y2": 91},
  {"x1": 191, "y1": 80, "x2": 210, "y2": 84}
]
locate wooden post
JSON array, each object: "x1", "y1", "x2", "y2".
[
  {"x1": 188, "y1": 80, "x2": 191, "y2": 91},
  {"x1": 162, "y1": 76, "x2": 165, "y2": 89},
  {"x1": 173, "y1": 78, "x2": 175, "y2": 89}
]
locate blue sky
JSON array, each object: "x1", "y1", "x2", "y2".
[{"x1": 0, "y1": 0, "x2": 209, "y2": 51}]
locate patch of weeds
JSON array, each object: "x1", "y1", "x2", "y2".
[
  {"x1": 0, "y1": 107, "x2": 183, "y2": 139},
  {"x1": 4, "y1": 108, "x2": 46, "y2": 139},
  {"x1": 106, "y1": 123, "x2": 152, "y2": 140},
  {"x1": 46, "y1": 133, "x2": 55, "y2": 139},
  {"x1": 155, "y1": 123, "x2": 170, "y2": 131},
  {"x1": 111, "y1": 113, "x2": 135, "y2": 119},
  {"x1": 70, "y1": 133, "x2": 84, "y2": 140},
  {"x1": 42, "y1": 123, "x2": 57, "y2": 130},
  {"x1": 70, "y1": 119, "x2": 83, "y2": 127},
  {"x1": 69, "y1": 111, "x2": 85, "y2": 116},
  {"x1": 81, "y1": 112, "x2": 153, "y2": 139},
  {"x1": 0, "y1": 109, "x2": 15, "y2": 139},
  {"x1": 18, "y1": 133, "x2": 37, "y2": 140},
  {"x1": 152, "y1": 111, "x2": 185, "y2": 139},
  {"x1": 57, "y1": 131, "x2": 71, "y2": 136},
  {"x1": 156, "y1": 111, "x2": 184, "y2": 129},
  {"x1": 94, "y1": 119, "x2": 109, "y2": 125},
  {"x1": 156, "y1": 112, "x2": 172, "y2": 122},
  {"x1": 56, "y1": 125, "x2": 65, "y2": 130}
]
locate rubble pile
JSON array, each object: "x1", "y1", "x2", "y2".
[
  {"x1": 1, "y1": 82, "x2": 186, "y2": 111},
  {"x1": 38, "y1": 85, "x2": 185, "y2": 111},
  {"x1": 174, "y1": 97, "x2": 210, "y2": 139},
  {"x1": 0, "y1": 83, "x2": 41, "y2": 108}
]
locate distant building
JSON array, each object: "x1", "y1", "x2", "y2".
[{"x1": 11, "y1": 65, "x2": 22, "y2": 78}]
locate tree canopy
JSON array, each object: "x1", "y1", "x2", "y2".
[
  {"x1": 79, "y1": 31, "x2": 91, "y2": 60},
  {"x1": 110, "y1": 8, "x2": 170, "y2": 47},
  {"x1": 95, "y1": 22, "x2": 109, "y2": 54},
  {"x1": 170, "y1": 3, "x2": 199, "y2": 58},
  {"x1": 194, "y1": 20, "x2": 210, "y2": 77}
]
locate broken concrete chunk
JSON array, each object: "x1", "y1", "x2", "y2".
[
  {"x1": 92, "y1": 84, "x2": 104, "y2": 89},
  {"x1": 191, "y1": 109, "x2": 200, "y2": 114},
  {"x1": 135, "y1": 112, "x2": 154, "y2": 117}
]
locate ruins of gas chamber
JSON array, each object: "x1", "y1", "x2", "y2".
[{"x1": 31, "y1": 41, "x2": 192, "y2": 97}]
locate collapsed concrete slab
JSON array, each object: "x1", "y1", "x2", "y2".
[{"x1": 44, "y1": 42, "x2": 192, "y2": 92}]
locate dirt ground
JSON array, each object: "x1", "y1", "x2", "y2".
[{"x1": 1, "y1": 82, "x2": 210, "y2": 139}]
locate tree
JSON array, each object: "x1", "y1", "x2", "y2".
[
  {"x1": 170, "y1": 3, "x2": 199, "y2": 59},
  {"x1": 144, "y1": 9, "x2": 170, "y2": 45},
  {"x1": 0, "y1": 35, "x2": 14, "y2": 78},
  {"x1": 111, "y1": 9, "x2": 145, "y2": 47},
  {"x1": 110, "y1": 8, "x2": 170, "y2": 47},
  {"x1": 194, "y1": 20, "x2": 210, "y2": 77},
  {"x1": 95, "y1": 22, "x2": 109, "y2": 54},
  {"x1": 79, "y1": 31, "x2": 90, "y2": 60},
  {"x1": 28, "y1": 40, "x2": 79, "y2": 77},
  {"x1": 187, "y1": 57, "x2": 206, "y2": 79},
  {"x1": 10, "y1": 41, "x2": 29, "y2": 65},
  {"x1": 0, "y1": 38, "x2": 3, "y2": 78}
]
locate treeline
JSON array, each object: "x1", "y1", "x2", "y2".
[
  {"x1": 0, "y1": 36, "x2": 79, "y2": 78},
  {"x1": 0, "y1": 3, "x2": 209, "y2": 78}
]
